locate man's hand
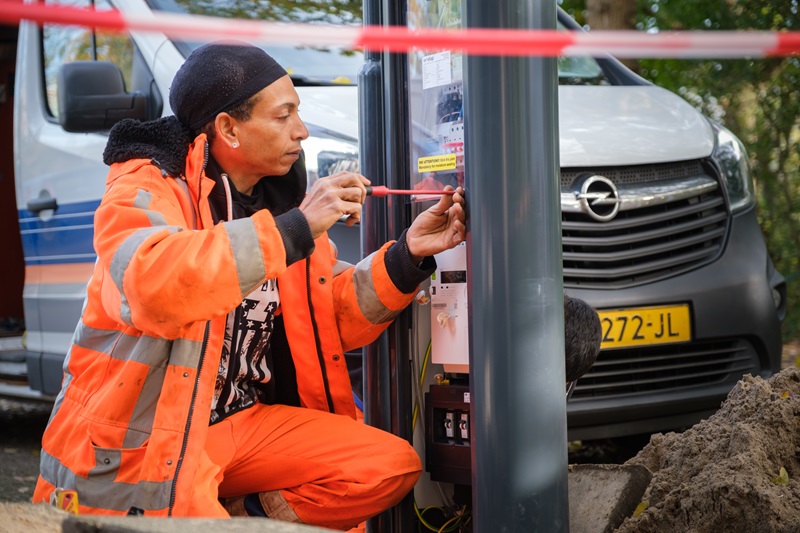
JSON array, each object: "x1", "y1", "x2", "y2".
[
  {"x1": 300, "y1": 172, "x2": 369, "y2": 239},
  {"x1": 406, "y1": 186, "x2": 466, "y2": 263}
]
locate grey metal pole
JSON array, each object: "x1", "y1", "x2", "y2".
[
  {"x1": 464, "y1": 0, "x2": 568, "y2": 531},
  {"x1": 379, "y1": 3, "x2": 416, "y2": 531},
  {"x1": 358, "y1": 2, "x2": 392, "y2": 532},
  {"x1": 359, "y1": 0, "x2": 387, "y2": 434}
]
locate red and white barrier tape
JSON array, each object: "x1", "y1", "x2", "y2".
[{"x1": 0, "y1": 2, "x2": 799, "y2": 58}]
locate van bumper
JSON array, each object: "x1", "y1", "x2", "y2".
[{"x1": 566, "y1": 207, "x2": 784, "y2": 440}]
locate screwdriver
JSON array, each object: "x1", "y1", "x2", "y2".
[{"x1": 365, "y1": 186, "x2": 456, "y2": 197}]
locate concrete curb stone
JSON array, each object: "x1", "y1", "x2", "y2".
[
  {"x1": 0, "y1": 503, "x2": 334, "y2": 533},
  {"x1": 568, "y1": 463, "x2": 652, "y2": 533},
  {"x1": 62, "y1": 515, "x2": 336, "y2": 533}
]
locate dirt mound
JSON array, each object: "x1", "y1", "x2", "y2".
[{"x1": 616, "y1": 367, "x2": 800, "y2": 533}]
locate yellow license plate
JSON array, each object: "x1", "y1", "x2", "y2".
[{"x1": 597, "y1": 304, "x2": 691, "y2": 349}]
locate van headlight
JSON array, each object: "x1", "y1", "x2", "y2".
[
  {"x1": 710, "y1": 120, "x2": 754, "y2": 213},
  {"x1": 302, "y1": 127, "x2": 359, "y2": 192}
]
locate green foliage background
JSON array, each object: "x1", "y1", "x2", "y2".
[{"x1": 560, "y1": 0, "x2": 800, "y2": 340}]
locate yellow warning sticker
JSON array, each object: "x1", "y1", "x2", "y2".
[{"x1": 417, "y1": 154, "x2": 457, "y2": 173}]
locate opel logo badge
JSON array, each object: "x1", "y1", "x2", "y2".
[{"x1": 576, "y1": 175, "x2": 621, "y2": 222}]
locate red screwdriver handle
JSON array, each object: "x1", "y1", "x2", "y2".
[{"x1": 365, "y1": 185, "x2": 390, "y2": 197}]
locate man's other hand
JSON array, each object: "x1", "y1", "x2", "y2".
[{"x1": 406, "y1": 186, "x2": 466, "y2": 263}]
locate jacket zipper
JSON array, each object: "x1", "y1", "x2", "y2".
[
  {"x1": 167, "y1": 140, "x2": 213, "y2": 515},
  {"x1": 168, "y1": 321, "x2": 210, "y2": 516},
  {"x1": 306, "y1": 258, "x2": 335, "y2": 412}
]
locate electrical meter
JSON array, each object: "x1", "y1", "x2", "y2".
[{"x1": 430, "y1": 242, "x2": 469, "y2": 373}]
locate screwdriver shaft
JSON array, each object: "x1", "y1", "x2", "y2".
[{"x1": 366, "y1": 185, "x2": 456, "y2": 197}]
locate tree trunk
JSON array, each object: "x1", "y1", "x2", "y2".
[{"x1": 585, "y1": 0, "x2": 639, "y2": 71}]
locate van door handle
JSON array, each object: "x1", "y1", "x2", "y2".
[{"x1": 27, "y1": 197, "x2": 58, "y2": 214}]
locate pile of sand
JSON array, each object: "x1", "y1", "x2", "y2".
[
  {"x1": 0, "y1": 503, "x2": 63, "y2": 533},
  {"x1": 616, "y1": 367, "x2": 800, "y2": 533}
]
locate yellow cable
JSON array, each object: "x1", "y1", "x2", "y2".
[
  {"x1": 414, "y1": 500, "x2": 445, "y2": 532},
  {"x1": 412, "y1": 341, "x2": 432, "y2": 431},
  {"x1": 436, "y1": 506, "x2": 468, "y2": 533}
]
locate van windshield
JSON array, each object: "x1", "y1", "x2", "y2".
[
  {"x1": 146, "y1": 0, "x2": 606, "y2": 86},
  {"x1": 147, "y1": 0, "x2": 364, "y2": 85}
]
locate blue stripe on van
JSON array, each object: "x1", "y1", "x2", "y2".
[{"x1": 19, "y1": 200, "x2": 100, "y2": 265}]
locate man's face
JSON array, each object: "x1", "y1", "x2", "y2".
[{"x1": 233, "y1": 75, "x2": 309, "y2": 177}]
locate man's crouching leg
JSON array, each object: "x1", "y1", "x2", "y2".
[{"x1": 217, "y1": 404, "x2": 421, "y2": 531}]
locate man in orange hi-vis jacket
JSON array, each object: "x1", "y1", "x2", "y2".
[{"x1": 33, "y1": 42, "x2": 466, "y2": 531}]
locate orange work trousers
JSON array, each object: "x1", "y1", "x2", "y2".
[{"x1": 186, "y1": 402, "x2": 422, "y2": 531}]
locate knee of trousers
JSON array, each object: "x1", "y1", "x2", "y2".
[{"x1": 375, "y1": 441, "x2": 423, "y2": 499}]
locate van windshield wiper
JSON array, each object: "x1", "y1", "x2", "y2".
[{"x1": 558, "y1": 74, "x2": 608, "y2": 86}]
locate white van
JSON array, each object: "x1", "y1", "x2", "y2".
[
  {"x1": 2, "y1": 0, "x2": 363, "y2": 399},
  {"x1": 2, "y1": 0, "x2": 784, "y2": 447}
]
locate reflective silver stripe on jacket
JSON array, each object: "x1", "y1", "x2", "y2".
[
  {"x1": 332, "y1": 259, "x2": 354, "y2": 277},
  {"x1": 224, "y1": 217, "x2": 267, "y2": 297},
  {"x1": 73, "y1": 325, "x2": 202, "y2": 368},
  {"x1": 352, "y1": 252, "x2": 403, "y2": 324},
  {"x1": 46, "y1": 346, "x2": 74, "y2": 429},
  {"x1": 123, "y1": 363, "x2": 164, "y2": 447},
  {"x1": 40, "y1": 449, "x2": 171, "y2": 512},
  {"x1": 133, "y1": 189, "x2": 168, "y2": 227},
  {"x1": 110, "y1": 223, "x2": 183, "y2": 327}
]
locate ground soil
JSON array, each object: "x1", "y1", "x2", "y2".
[
  {"x1": 0, "y1": 399, "x2": 49, "y2": 503},
  {"x1": 616, "y1": 364, "x2": 800, "y2": 532}
]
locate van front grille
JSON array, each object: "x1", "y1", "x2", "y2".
[
  {"x1": 569, "y1": 339, "x2": 757, "y2": 402},
  {"x1": 561, "y1": 160, "x2": 707, "y2": 187},
  {"x1": 561, "y1": 162, "x2": 729, "y2": 289}
]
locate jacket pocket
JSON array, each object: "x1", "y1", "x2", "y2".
[{"x1": 88, "y1": 420, "x2": 150, "y2": 484}]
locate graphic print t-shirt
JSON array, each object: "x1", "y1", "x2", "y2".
[{"x1": 210, "y1": 279, "x2": 280, "y2": 424}]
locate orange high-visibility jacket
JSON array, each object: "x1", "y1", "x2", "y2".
[{"x1": 33, "y1": 119, "x2": 421, "y2": 516}]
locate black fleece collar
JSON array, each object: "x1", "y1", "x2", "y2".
[{"x1": 103, "y1": 116, "x2": 192, "y2": 178}]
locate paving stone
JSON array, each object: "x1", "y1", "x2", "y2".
[{"x1": 568, "y1": 463, "x2": 652, "y2": 533}]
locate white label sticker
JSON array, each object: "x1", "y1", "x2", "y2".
[
  {"x1": 464, "y1": 392, "x2": 470, "y2": 404},
  {"x1": 422, "y1": 51, "x2": 452, "y2": 90}
]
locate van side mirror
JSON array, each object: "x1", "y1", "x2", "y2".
[{"x1": 57, "y1": 61, "x2": 148, "y2": 133}]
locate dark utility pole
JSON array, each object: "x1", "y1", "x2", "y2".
[{"x1": 464, "y1": 0, "x2": 569, "y2": 531}]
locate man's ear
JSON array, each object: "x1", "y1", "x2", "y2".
[{"x1": 215, "y1": 112, "x2": 239, "y2": 149}]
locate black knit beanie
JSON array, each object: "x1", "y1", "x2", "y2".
[{"x1": 169, "y1": 41, "x2": 287, "y2": 131}]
